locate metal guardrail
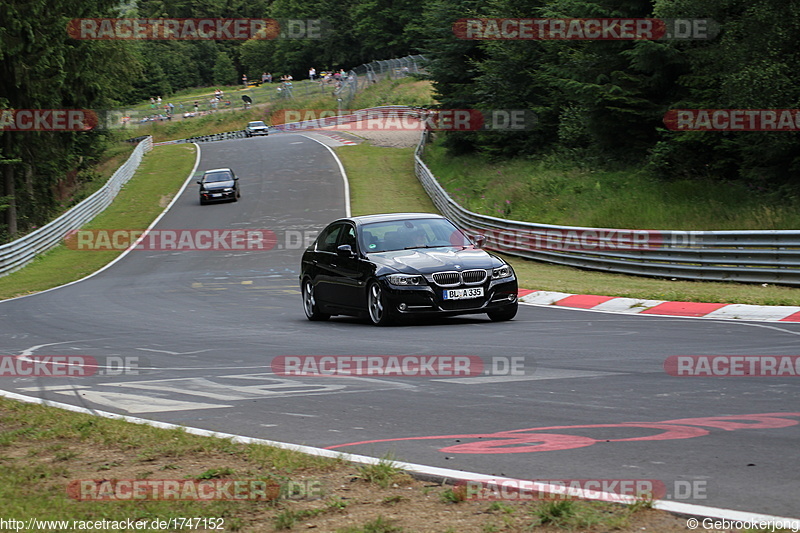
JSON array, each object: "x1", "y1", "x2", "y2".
[
  {"x1": 414, "y1": 129, "x2": 800, "y2": 286},
  {"x1": 153, "y1": 130, "x2": 248, "y2": 146},
  {"x1": 0, "y1": 137, "x2": 153, "y2": 278}
]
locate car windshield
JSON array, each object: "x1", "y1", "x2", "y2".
[
  {"x1": 360, "y1": 218, "x2": 471, "y2": 253},
  {"x1": 204, "y1": 171, "x2": 232, "y2": 183},
  {"x1": 248, "y1": 121, "x2": 266, "y2": 127}
]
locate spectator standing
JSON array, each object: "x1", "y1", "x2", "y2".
[
  {"x1": 309, "y1": 67, "x2": 316, "y2": 81},
  {"x1": 242, "y1": 74, "x2": 248, "y2": 86}
]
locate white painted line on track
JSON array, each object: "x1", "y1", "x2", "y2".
[
  {"x1": 434, "y1": 368, "x2": 625, "y2": 384},
  {"x1": 301, "y1": 134, "x2": 351, "y2": 218}
]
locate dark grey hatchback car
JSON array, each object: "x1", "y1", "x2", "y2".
[
  {"x1": 300, "y1": 213, "x2": 518, "y2": 325},
  {"x1": 197, "y1": 167, "x2": 240, "y2": 205}
]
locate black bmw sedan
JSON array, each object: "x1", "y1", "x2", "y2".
[{"x1": 300, "y1": 213, "x2": 518, "y2": 325}]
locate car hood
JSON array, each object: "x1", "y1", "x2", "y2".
[
  {"x1": 369, "y1": 247, "x2": 497, "y2": 274},
  {"x1": 202, "y1": 180, "x2": 235, "y2": 190}
]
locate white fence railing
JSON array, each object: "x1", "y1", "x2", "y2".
[{"x1": 0, "y1": 137, "x2": 153, "y2": 277}]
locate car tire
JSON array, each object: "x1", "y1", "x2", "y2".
[
  {"x1": 302, "y1": 279, "x2": 330, "y2": 321},
  {"x1": 487, "y1": 300, "x2": 518, "y2": 322},
  {"x1": 367, "y1": 281, "x2": 393, "y2": 326},
  {"x1": 199, "y1": 198, "x2": 206, "y2": 206}
]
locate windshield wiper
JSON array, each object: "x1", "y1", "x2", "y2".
[{"x1": 402, "y1": 244, "x2": 448, "y2": 250}]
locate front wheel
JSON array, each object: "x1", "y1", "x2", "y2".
[
  {"x1": 302, "y1": 279, "x2": 329, "y2": 321},
  {"x1": 487, "y1": 300, "x2": 518, "y2": 322},
  {"x1": 367, "y1": 281, "x2": 393, "y2": 326}
]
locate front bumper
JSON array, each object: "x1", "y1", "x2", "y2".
[
  {"x1": 201, "y1": 189, "x2": 236, "y2": 202},
  {"x1": 380, "y1": 277, "x2": 518, "y2": 316}
]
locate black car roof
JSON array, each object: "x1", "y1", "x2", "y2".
[{"x1": 334, "y1": 213, "x2": 446, "y2": 227}]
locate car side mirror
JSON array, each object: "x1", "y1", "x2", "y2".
[
  {"x1": 196, "y1": 179, "x2": 202, "y2": 184},
  {"x1": 474, "y1": 235, "x2": 487, "y2": 248},
  {"x1": 337, "y1": 244, "x2": 354, "y2": 257}
]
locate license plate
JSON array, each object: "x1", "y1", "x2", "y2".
[
  {"x1": 443, "y1": 287, "x2": 484, "y2": 300},
  {"x1": 212, "y1": 193, "x2": 222, "y2": 197}
]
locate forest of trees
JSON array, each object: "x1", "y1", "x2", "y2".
[{"x1": 1, "y1": 0, "x2": 798, "y2": 239}]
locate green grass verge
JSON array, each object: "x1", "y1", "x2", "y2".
[
  {"x1": 0, "y1": 144, "x2": 196, "y2": 301},
  {"x1": 0, "y1": 397, "x2": 342, "y2": 526},
  {"x1": 425, "y1": 140, "x2": 800, "y2": 231},
  {"x1": 350, "y1": 78, "x2": 435, "y2": 109},
  {"x1": 336, "y1": 144, "x2": 436, "y2": 215}
]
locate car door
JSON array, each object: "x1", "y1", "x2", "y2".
[
  {"x1": 328, "y1": 223, "x2": 369, "y2": 309},
  {"x1": 310, "y1": 223, "x2": 345, "y2": 306}
]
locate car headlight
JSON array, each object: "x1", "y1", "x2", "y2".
[
  {"x1": 386, "y1": 274, "x2": 424, "y2": 286},
  {"x1": 492, "y1": 265, "x2": 512, "y2": 279}
]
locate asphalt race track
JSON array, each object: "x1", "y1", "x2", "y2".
[{"x1": 1, "y1": 134, "x2": 798, "y2": 519}]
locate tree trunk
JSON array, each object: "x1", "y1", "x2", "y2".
[{"x1": 3, "y1": 134, "x2": 16, "y2": 236}]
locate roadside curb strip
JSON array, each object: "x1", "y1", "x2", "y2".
[
  {"x1": 298, "y1": 131, "x2": 361, "y2": 147},
  {"x1": 312, "y1": 130, "x2": 359, "y2": 145},
  {"x1": 518, "y1": 289, "x2": 800, "y2": 322}
]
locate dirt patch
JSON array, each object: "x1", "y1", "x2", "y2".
[
  {"x1": 158, "y1": 194, "x2": 174, "y2": 208},
  {"x1": 345, "y1": 128, "x2": 422, "y2": 149}
]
